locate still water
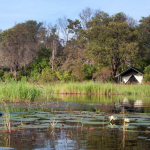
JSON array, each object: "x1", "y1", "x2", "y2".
[{"x1": 0, "y1": 95, "x2": 150, "y2": 150}]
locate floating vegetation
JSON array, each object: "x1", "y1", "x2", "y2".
[{"x1": 0, "y1": 108, "x2": 148, "y2": 133}]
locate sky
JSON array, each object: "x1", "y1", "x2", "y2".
[{"x1": 0, "y1": 0, "x2": 150, "y2": 31}]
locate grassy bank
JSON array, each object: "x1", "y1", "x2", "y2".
[
  {"x1": 0, "y1": 81, "x2": 150, "y2": 102},
  {"x1": 50, "y1": 82, "x2": 150, "y2": 96}
]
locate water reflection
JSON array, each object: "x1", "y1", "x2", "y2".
[
  {"x1": 1, "y1": 127, "x2": 149, "y2": 150},
  {"x1": 113, "y1": 98, "x2": 145, "y2": 113},
  {"x1": 0, "y1": 129, "x2": 79, "y2": 150},
  {"x1": 55, "y1": 94, "x2": 149, "y2": 113}
]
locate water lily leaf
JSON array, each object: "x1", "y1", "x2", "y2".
[
  {"x1": 126, "y1": 118, "x2": 136, "y2": 121},
  {"x1": 136, "y1": 118, "x2": 149, "y2": 123},
  {"x1": 80, "y1": 120, "x2": 109, "y2": 125},
  {"x1": 59, "y1": 116, "x2": 78, "y2": 120},
  {"x1": 10, "y1": 117, "x2": 22, "y2": 121},
  {"x1": 39, "y1": 120, "x2": 64, "y2": 123},
  {"x1": 119, "y1": 125, "x2": 137, "y2": 129},
  {"x1": 65, "y1": 119, "x2": 83, "y2": 123},
  {"x1": 130, "y1": 122, "x2": 150, "y2": 126},
  {"x1": 137, "y1": 136, "x2": 148, "y2": 139},
  {"x1": 44, "y1": 116, "x2": 61, "y2": 120},
  {"x1": 10, "y1": 117, "x2": 39, "y2": 122},
  {"x1": 106, "y1": 125, "x2": 119, "y2": 129}
]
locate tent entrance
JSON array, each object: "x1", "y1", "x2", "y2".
[{"x1": 128, "y1": 75, "x2": 138, "y2": 83}]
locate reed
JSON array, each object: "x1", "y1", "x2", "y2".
[
  {"x1": 50, "y1": 81, "x2": 150, "y2": 96},
  {"x1": 0, "y1": 81, "x2": 150, "y2": 102},
  {"x1": 0, "y1": 80, "x2": 41, "y2": 102}
]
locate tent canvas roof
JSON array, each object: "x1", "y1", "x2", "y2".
[{"x1": 115, "y1": 67, "x2": 144, "y2": 77}]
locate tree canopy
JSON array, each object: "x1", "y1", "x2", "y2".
[
  {"x1": 0, "y1": 9, "x2": 150, "y2": 82},
  {"x1": 80, "y1": 13, "x2": 140, "y2": 78}
]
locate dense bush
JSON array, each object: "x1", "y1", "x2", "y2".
[
  {"x1": 39, "y1": 67, "x2": 58, "y2": 83},
  {"x1": 143, "y1": 66, "x2": 150, "y2": 83},
  {"x1": 30, "y1": 58, "x2": 50, "y2": 80}
]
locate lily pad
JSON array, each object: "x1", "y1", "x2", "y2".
[
  {"x1": 39, "y1": 119, "x2": 64, "y2": 123},
  {"x1": 137, "y1": 136, "x2": 148, "y2": 139},
  {"x1": 119, "y1": 125, "x2": 137, "y2": 129},
  {"x1": 106, "y1": 124, "x2": 119, "y2": 129}
]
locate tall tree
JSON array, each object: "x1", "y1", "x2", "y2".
[
  {"x1": 138, "y1": 15, "x2": 150, "y2": 53},
  {"x1": 80, "y1": 13, "x2": 140, "y2": 79},
  {"x1": 79, "y1": 7, "x2": 94, "y2": 30},
  {"x1": 135, "y1": 15, "x2": 150, "y2": 69},
  {"x1": 0, "y1": 20, "x2": 43, "y2": 77},
  {"x1": 57, "y1": 16, "x2": 69, "y2": 44},
  {"x1": 67, "y1": 19, "x2": 82, "y2": 40}
]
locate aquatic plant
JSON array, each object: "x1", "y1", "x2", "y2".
[
  {"x1": 124, "y1": 118, "x2": 130, "y2": 123},
  {"x1": 109, "y1": 115, "x2": 117, "y2": 122},
  {"x1": 50, "y1": 119, "x2": 58, "y2": 130},
  {"x1": 2, "y1": 103, "x2": 11, "y2": 133}
]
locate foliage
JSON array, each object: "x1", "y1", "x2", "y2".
[
  {"x1": 30, "y1": 58, "x2": 50, "y2": 79},
  {"x1": 3, "y1": 72, "x2": 13, "y2": 81},
  {"x1": 67, "y1": 19, "x2": 82, "y2": 38},
  {"x1": 143, "y1": 66, "x2": 150, "y2": 82},
  {"x1": 80, "y1": 13, "x2": 140, "y2": 80},
  {"x1": 143, "y1": 74, "x2": 150, "y2": 83},
  {"x1": 0, "y1": 10, "x2": 150, "y2": 84},
  {"x1": 0, "y1": 20, "x2": 43, "y2": 77},
  {"x1": 83, "y1": 64, "x2": 96, "y2": 80},
  {"x1": 39, "y1": 67, "x2": 58, "y2": 83},
  {"x1": 138, "y1": 16, "x2": 150, "y2": 60},
  {"x1": 70, "y1": 61, "x2": 85, "y2": 81},
  {"x1": 56, "y1": 70, "x2": 70, "y2": 82},
  {"x1": 38, "y1": 48, "x2": 51, "y2": 59},
  {"x1": 0, "y1": 69, "x2": 4, "y2": 79},
  {"x1": 144, "y1": 66, "x2": 150, "y2": 74}
]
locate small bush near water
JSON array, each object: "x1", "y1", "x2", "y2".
[{"x1": 0, "y1": 80, "x2": 41, "y2": 101}]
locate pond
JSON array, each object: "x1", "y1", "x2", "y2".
[{"x1": 0, "y1": 95, "x2": 150, "y2": 150}]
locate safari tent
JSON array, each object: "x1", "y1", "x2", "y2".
[{"x1": 115, "y1": 67, "x2": 144, "y2": 84}]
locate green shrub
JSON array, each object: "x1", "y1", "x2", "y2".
[
  {"x1": 144, "y1": 66, "x2": 150, "y2": 74},
  {"x1": 39, "y1": 67, "x2": 58, "y2": 83},
  {"x1": 3, "y1": 72, "x2": 13, "y2": 81},
  {"x1": 56, "y1": 70, "x2": 70, "y2": 82},
  {"x1": 143, "y1": 66, "x2": 150, "y2": 83}
]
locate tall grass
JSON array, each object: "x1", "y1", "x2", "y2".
[
  {"x1": 0, "y1": 81, "x2": 150, "y2": 102},
  {"x1": 51, "y1": 81, "x2": 150, "y2": 96},
  {"x1": 0, "y1": 80, "x2": 41, "y2": 102}
]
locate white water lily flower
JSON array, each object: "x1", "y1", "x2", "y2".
[
  {"x1": 109, "y1": 115, "x2": 117, "y2": 121},
  {"x1": 124, "y1": 118, "x2": 130, "y2": 123}
]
